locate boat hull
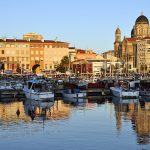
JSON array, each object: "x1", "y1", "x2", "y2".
[
  {"x1": 24, "y1": 90, "x2": 54, "y2": 101},
  {"x1": 62, "y1": 92, "x2": 87, "y2": 98},
  {"x1": 110, "y1": 87, "x2": 139, "y2": 98}
]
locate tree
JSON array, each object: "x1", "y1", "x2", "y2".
[
  {"x1": 1, "y1": 63, "x2": 5, "y2": 71},
  {"x1": 56, "y1": 55, "x2": 69, "y2": 73}
]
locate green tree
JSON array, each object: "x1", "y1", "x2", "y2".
[{"x1": 56, "y1": 55, "x2": 69, "y2": 73}]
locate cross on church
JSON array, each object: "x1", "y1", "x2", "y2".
[{"x1": 141, "y1": 11, "x2": 144, "y2": 15}]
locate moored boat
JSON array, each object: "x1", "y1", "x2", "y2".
[
  {"x1": 62, "y1": 89, "x2": 87, "y2": 99},
  {"x1": 110, "y1": 86, "x2": 139, "y2": 98},
  {"x1": 110, "y1": 80, "x2": 139, "y2": 98},
  {"x1": 23, "y1": 78, "x2": 54, "y2": 101}
]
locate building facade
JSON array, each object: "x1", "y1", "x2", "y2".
[
  {"x1": 0, "y1": 36, "x2": 69, "y2": 72},
  {"x1": 114, "y1": 13, "x2": 150, "y2": 73},
  {"x1": 137, "y1": 37, "x2": 150, "y2": 73},
  {"x1": 0, "y1": 39, "x2": 30, "y2": 71}
]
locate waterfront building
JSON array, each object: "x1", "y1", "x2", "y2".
[
  {"x1": 75, "y1": 49, "x2": 97, "y2": 60},
  {"x1": 23, "y1": 32, "x2": 43, "y2": 40},
  {"x1": 136, "y1": 37, "x2": 150, "y2": 73},
  {"x1": 69, "y1": 47, "x2": 76, "y2": 62},
  {"x1": 72, "y1": 55, "x2": 104, "y2": 76},
  {"x1": 72, "y1": 59, "x2": 93, "y2": 75},
  {"x1": 0, "y1": 39, "x2": 30, "y2": 71},
  {"x1": 103, "y1": 50, "x2": 114, "y2": 57},
  {"x1": 0, "y1": 35, "x2": 69, "y2": 72},
  {"x1": 72, "y1": 54, "x2": 121, "y2": 77},
  {"x1": 43, "y1": 40, "x2": 69, "y2": 71},
  {"x1": 114, "y1": 13, "x2": 150, "y2": 73}
]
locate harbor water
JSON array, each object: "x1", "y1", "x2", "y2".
[{"x1": 0, "y1": 97, "x2": 150, "y2": 150}]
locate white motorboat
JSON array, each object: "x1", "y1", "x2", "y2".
[
  {"x1": 110, "y1": 86, "x2": 139, "y2": 98},
  {"x1": 62, "y1": 89, "x2": 87, "y2": 99},
  {"x1": 23, "y1": 78, "x2": 54, "y2": 101}
]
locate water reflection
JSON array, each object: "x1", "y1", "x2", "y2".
[
  {"x1": 112, "y1": 96, "x2": 150, "y2": 145},
  {"x1": 24, "y1": 99, "x2": 73, "y2": 121},
  {"x1": 0, "y1": 101, "x2": 31, "y2": 125},
  {"x1": 0, "y1": 97, "x2": 149, "y2": 148}
]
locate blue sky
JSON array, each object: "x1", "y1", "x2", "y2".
[{"x1": 0, "y1": 0, "x2": 150, "y2": 53}]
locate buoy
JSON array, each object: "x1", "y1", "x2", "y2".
[{"x1": 16, "y1": 109, "x2": 20, "y2": 116}]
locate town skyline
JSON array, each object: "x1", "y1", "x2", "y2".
[{"x1": 0, "y1": 0, "x2": 150, "y2": 53}]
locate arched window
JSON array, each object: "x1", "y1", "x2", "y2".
[
  {"x1": 2, "y1": 50, "x2": 4, "y2": 54},
  {"x1": 139, "y1": 29, "x2": 140, "y2": 34}
]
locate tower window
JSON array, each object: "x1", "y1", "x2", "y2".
[{"x1": 2, "y1": 50, "x2": 4, "y2": 54}]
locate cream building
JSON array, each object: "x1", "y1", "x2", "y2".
[
  {"x1": 0, "y1": 39, "x2": 30, "y2": 71},
  {"x1": 23, "y1": 32, "x2": 43, "y2": 40},
  {"x1": 137, "y1": 37, "x2": 150, "y2": 73},
  {"x1": 114, "y1": 13, "x2": 150, "y2": 73},
  {"x1": 0, "y1": 36, "x2": 69, "y2": 72},
  {"x1": 44, "y1": 40, "x2": 69, "y2": 70}
]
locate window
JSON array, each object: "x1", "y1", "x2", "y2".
[
  {"x1": 17, "y1": 50, "x2": 19, "y2": 54},
  {"x1": 36, "y1": 51, "x2": 38, "y2": 55},
  {"x1": 11, "y1": 44, "x2": 15, "y2": 47},
  {"x1": 21, "y1": 50, "x2": 24, "y2": 55},
  {"x1": 45, "y1": 64, "x2": 47, "y2": 69},
  {"x1": 2, "y1": 50, "x2": 4, "y2": 54},
  {"x1": 50, "y1": 65, "x2": 52, "y2": 69},
  {"x1": 31, "y1": 57, "x2": 34, "y2": 61},
  {"x1": 26, "y1": 64, "x2": 29, "y2": 69},
  {"x1": 6, "y1": 44, "x2": 10, "y2": 47},
  {"x1": 35, "y1": 57, "x2": 39, "y2": 60},
  {"x1": 31, "y1": 51, "x2": 34, "y2": 55}
]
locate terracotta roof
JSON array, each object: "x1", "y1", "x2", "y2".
[
  {"x1": 126, "y1": 38, "x2": 137, "y2": 42},
  {"x1": 0, "y1": 39, "x2": 27, "y2": 42},
  {"x1": 143, "y1": 37, "x2": 150, "y2": 39},
  {"x1": 69, "y1": 47, "x2": 76, "y2": 49},
  {"x1": 0, "y1": 38, "x2": 69, "y2": 44}
]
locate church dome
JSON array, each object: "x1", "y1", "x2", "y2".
[
  {"x1": 115, "y1": 27, "x2": 121, "y2": 34},
  {"x1": 135, "y1": 14, "x2": 149, "y2": 25},
  {"x1": 131, "y1": 28, "x2": 134, "y2": 37}
]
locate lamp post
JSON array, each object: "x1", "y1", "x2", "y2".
[
  {"x1": 40, "y1": 59, "x2": 43, "y2": 72},
  {"x1": 20, "y1": 61, "x2": 22, "y2": 75}
]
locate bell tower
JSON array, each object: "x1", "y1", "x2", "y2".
[{"x1": 114, "y1": 26, "x2": 121, "y2": 57}]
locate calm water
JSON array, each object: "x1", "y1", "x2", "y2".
[{"x1": 0, "y1": 97, "x2": 150, "y2": 150}]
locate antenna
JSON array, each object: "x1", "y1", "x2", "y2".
[{"x1": 54, "y1": 36, "x2": 58, "y2": 42}]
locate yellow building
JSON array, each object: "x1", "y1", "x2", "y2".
[
  {"x1": 137, "y1": 37, "x2": 150, "y2": 73},
  {"x1": 23, "y1": 32, "x2": 43, "y2": 40},
  {"x1": 114, "y1": 13, "x2": 150, "y2": 73},
  {"x1": 0, "y1": 36, "x2": 69, "y2": 72},
  {"x1": 44, "y1": 40, "x2": 69, "y2": 70},
  {"x1": 0, "y1": 39, "x2": 30, "y2": 71}
]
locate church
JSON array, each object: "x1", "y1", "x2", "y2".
[{"x1": 114, "y1": 13, "x2": 150, "y2": 73}]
